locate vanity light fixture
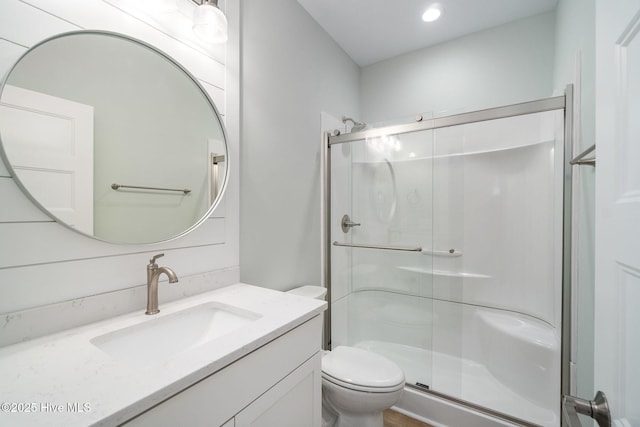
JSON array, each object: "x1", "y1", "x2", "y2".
[
  {"x1": 103, "y1": 0, "x2": 228, "y2": 48},
  {"x1": 192, "y1": 0, "x2": 228, "y2": 43},
  {"x1": 422, "y1": 3, "x2": 444, "y2": 22}
]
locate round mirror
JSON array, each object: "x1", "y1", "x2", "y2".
[{"x1": 0, "y1": 31, "x2": 228, "y2": 244}]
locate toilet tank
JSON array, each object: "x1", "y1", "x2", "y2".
[{"x1": 287, "y1": 285, "x2": 327, "y2": 300}]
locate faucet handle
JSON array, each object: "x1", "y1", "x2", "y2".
[{"x1": 149, "y1": 253, "x2": 165, "y2": 265}]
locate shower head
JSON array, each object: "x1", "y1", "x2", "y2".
[{"x1": 342, "y1": 117, "x2": 366, "y2": 132}]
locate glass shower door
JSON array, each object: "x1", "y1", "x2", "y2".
[
  {"x1": 329, "y1": 127, "x2": 435, "y2": 390},
  {"x1": 427, "y1": 111, "x2": 564, "y2": 425},
  {"x1": 328, "y1": 105, "x2": 566, "y2": 426}
]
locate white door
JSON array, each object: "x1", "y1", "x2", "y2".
[
  {"x1": 594, "y1": 0, "x2": 640, "y2": 425},
  {"x1": 0, "y1": 85, "x2": 94, "y2": 235}
]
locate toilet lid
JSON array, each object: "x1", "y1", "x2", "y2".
[{"x1": 322, "y1": 346, "x2": 405, "y2": 390}]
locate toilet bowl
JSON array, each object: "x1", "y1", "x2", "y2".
[
  {"x1": 286, "y1": 286, "x2": 405, "y2": 427},
  {"x1": 321, "y1": 346, "x2": 405, "y2": 427}
]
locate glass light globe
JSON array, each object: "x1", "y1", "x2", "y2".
[{"x1": 193, "y1": 2, "x2": 228, "y2": 43}]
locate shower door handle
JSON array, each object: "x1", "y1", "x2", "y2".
[{"x1": 562, "y1": 391, "x2": 611, "y2": 427}]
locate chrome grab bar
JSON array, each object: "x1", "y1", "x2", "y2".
[
  {"x1": 332, "y1": 241, "x2": 422, "y2": 252},
  {"x1": 331, "y1": 241, "x2": 461, "y2": 255},
  {"x1": 111, "y1": 183, "x2": 191, "y2": 194}
]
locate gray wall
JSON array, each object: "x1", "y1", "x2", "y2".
[
  {"x1": 239, "y1": 0, "x2": 360, "y2": 290},
  {"x1": 360, "y1": 11, "x2": 557, "y2": 124}
]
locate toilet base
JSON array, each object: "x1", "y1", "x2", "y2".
[
  {"x1": 336, "y1": 412, "x2": 383, "y2": 427},
  {"x1": 322, "y1": 389, "x2": 387, "y2": 427},
  {"x1": 322, "y1": 404, "x2": 384, "y2": 427},
  {"x1": 322, "y1": 403, "x2": 337, "y2": 427}
]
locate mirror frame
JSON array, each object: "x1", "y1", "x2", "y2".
[{"x1": 0, "y1": 30, "x2": 230, "y2": 245}]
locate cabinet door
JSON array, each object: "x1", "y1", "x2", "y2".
[{"x1": 235, "y1": 352, "x2": 321, "y2": 427}]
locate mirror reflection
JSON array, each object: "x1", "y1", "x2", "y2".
[{"x1": 0, "y1": 31, "x2": 227, "y2": 244}]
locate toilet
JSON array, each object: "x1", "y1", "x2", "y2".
[
  {"x1": 321, "y1": 345, "x2": 405, "y2": 427},
  {"x1": 287, "y1": 286, "x2": 405, "y2": 427}
]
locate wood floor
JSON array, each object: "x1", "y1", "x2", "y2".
[{"x1": 383, "y1": 409, "x2": 434, "y2": 427}]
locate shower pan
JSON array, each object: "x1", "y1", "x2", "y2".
[{"x1": 322, "y1": 88, "x2": 573, "y2": 427}]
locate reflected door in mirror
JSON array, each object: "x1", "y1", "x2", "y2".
[{"x1": 0, "y1": 85, "x2": 94, "y2": 234}]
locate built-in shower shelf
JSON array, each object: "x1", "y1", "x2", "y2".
[
  {"x1": 351, "y1": 139, "x2": 555, "y2": 164},
  {"x1": 397, "y1": 266, "x2": 490, "y2": 279}
]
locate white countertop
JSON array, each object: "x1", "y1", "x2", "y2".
[{"x1": 0, "y1": 283, "x2": 326, "y2": 426}]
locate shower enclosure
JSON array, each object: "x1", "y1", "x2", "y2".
[{"x1": 323, "y1": 90, "x2": 572, "y2": 427}]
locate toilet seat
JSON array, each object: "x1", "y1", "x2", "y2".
[
  {"x1": 322, "y1": 346, "x2": 405, "y2": 393},
  {"x1": 322, "y1": 372, "x2": 405, "y2": 393}
]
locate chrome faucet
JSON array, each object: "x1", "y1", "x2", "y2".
[{"x1": 145, "y1": 253, "x2": 178, "y2": 315}]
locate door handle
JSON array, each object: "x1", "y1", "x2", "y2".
[{"x1": 562, "y1": 391, "x2": 611, "y2": 427}]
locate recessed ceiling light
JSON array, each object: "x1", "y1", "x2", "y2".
[{"x1": 422, "y1": 3, "x2": 443, "y2": 22}]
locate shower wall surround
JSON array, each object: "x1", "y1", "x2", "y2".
[{"x1": 0, "y1": 0, "x2": 240, "y2": 342}]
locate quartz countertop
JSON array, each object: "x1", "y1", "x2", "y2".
[{"x1": 0, "y1": 283, "x2": 326, "y2": 426}]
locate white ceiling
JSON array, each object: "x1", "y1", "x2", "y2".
[{"x1": 297, "y1": 0, "x2": 558, "y2": 67}]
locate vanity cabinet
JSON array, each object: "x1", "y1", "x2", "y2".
[
  {"x1": 123, "y1": 316, "x2": 323, "y2": 427},
  {"x1": 234, "y1": 353, "x2": 320, "y2": 427}
]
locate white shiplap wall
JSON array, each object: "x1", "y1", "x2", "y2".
[{"x1": 0, "y1": 0, "x2": 239, "y2": 319}]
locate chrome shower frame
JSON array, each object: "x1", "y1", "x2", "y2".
[{"x1": 321, "y1": 85, "x2": 575, "y2": 426}]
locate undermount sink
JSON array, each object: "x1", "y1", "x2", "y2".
[{"x1": 90, "y1": 302, "x2": 261, "y2": 367}]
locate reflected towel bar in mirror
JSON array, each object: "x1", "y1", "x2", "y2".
[{"x1": 111, "y1": 183, "x2": 191, "y2": 194}]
